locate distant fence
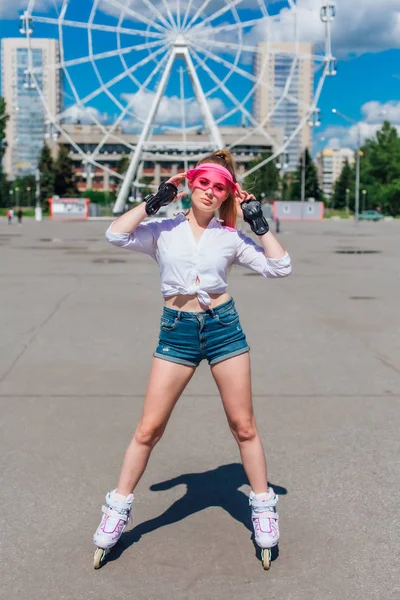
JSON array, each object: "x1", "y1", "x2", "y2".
[{"x1": 273, "y1": 201, "x2": 324, "y2": 221}]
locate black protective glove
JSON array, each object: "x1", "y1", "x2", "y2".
[
  {"x1": 144, "y1": 182, "x2": 178, "y2": 216},
  {"x1": 240, "y1": 199, "x2": 269, "y2": 236}
]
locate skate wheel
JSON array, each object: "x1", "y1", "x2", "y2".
[
  {"x1": 261, "y1": 548, "x2": 271, "y2": 570},
  {"x1": 93, "y1": 547, "x2": 107, "y2": 570}
]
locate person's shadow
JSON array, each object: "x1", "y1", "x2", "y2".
[{"x1": 109, "y1": 463, "x2": 287, "y2": 565}]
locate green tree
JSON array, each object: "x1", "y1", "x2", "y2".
[
  {"x1": 342, "y1": 121, "x2": 400, "y2": 216},
  {"x1": 38, "y1": 144, "x2": 55, "y2": 203},
  {"x1": 81, "y1": 190, "x2": 111, "y2": 205},
  {"x1": 116, "y1": 153, "x2": 130, "y2": 177},
  {"x1": 12, "y1": 174, "x2": 36, "y2": 206},
  {"x1": 357, "y1": 121, "x2": 400, "y2": 215},
  {"x1": 139, "y1": 175, "x2": 154, "y2": 198},
  {"x1": 0, "y1": 97, "x2": 10, "y2": 207},
  {"x1": 290, "y1": 148, "x2": 322, "y2": 201},
  {"x1": 365, "y1": 120, "x2": 400, "y2": 185},
  {"x1": 243, "y1": 153, "x2": 280, "y2": 200},
  {"x1": 332, "y1": 158, "x2": 353, "y2": 210},
  {"x1": 282, "y1": 172, "x2": 293, "y2": 201},
  {"x1": 54, "y1": 145, "x2": 77, "y2": 197},
  {"x1": 113, "y1": 153, "x2": 131, "y2": 201}
]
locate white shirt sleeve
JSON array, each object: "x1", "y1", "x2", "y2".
[
  {"x1": 234, "y1": 231, "x2": 292, "y2": 278},
  {"x1": 105, "y1": 220, "x2": 159, "y2": 258}
]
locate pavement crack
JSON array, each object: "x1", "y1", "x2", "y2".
[
  {"x1": 376, "y1": 354, "x2": 400, "y2": 375},
  {"x1": 0, "y1": 280, "x2": 80, "y2": 384}
]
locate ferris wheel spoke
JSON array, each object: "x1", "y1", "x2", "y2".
[
  {"x1": 50, "y1": 0, "x2": 60, "y2": 15},
  {"x1": 184, "y1": 0, "x2": 213, "y2": 30},
  {"x1": 191, "y1": 40, "x2": 302, "y2": 109},
  {"x1": 47, "y1": 28, "x2": 127, "y2": 152},
  {"x1": 190, "y1": 34, "x2": 325, "y2": 63},
  {"x1": 192, "y1": 37, "x2": 319, "y2": 64},
  {"x1": 191, "y1": 49, "x2": 277, "y2": 147},
  {"x1": 25, "y1": 0, "x2": 36, "y2": 13},
  {"x1": 243, "y1": 116, "x2": 306, "y2": 178},
  {"x1": 89, "y1": 51, "x2": 171, "y2": 158},
  {"x1": 201, "y1": 16, "x2": 264, "y2": 35},
  {"x1": 189, "y1": 0, "x2": 243, "y2": 32},
  {"x1": 102, "y1": 0, "x2": 167, "y2": 33},
  {"x1": 31, "y1": 16, "x2": 165, "y2": 39},
  {"x1": 159, "y1": 0, "x2": 177, "y2": 29},
  {"x1": 181, "y1": 0, "x2": 195, "y2": 29},
  {"x1": 142, "y1": 0, "x2": 174, "y2": 30},
  {"x1": 33, "y1": 40, "x2": 164, "y2": 73},
  {"x1": 189, "y1": 37, "x2": 257, "y2": 53},
  {"x1": 57, "y1": 44, "x2": 167, "y2": 121}
]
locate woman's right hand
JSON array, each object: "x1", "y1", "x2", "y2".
[{"x1": 166, "y1": 172, "x2": 188, "y2": 201}]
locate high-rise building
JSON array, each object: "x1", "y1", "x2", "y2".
[
  {"x1": 1, "y1": 38, "x2": 61, "y2": 179},
  {"x1": 317, "y1": 147, "x2": 355, "y2": 197},
  {"x1": 254, "y1": 42, "x2": 313, "y2": 171}
]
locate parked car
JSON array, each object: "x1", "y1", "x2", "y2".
[{"x1": 359, "y1": 210, "x2": 384, "y2": 221}]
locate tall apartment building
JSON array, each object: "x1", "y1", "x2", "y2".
[
  {"x1": 1, "y1": 38, "x2": 61, "y2": 179},
  {"x1": 254, "y1": 42, "x2": 313, "y2": 171},
  {"x1": 317, "y1": 147, "x2": 355, "y2": 197}
]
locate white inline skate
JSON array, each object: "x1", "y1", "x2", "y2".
[
  {"x1": 93, "y1": 489, "x2": 134, "y2": 569},
  {"x1": 249, "y1": 489, "x2": 279, "y2": 570}
]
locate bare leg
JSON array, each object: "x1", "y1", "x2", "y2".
[
  {"x1": 211, "y1": 353, "x2": 268, "y2": 494},
  {"x1": 117, "y1": 358, "x2": 195, "y2": 496}
]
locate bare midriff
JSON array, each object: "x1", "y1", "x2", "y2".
[{"x1": 164, "y1": 292, "x2": 231, "y2": 312}]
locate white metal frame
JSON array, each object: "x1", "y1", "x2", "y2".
[{"x1": 20, "y1": 0, "x2": 336, "y2": 212}]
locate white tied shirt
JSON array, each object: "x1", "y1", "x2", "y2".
[{"x1": 106, "y1": 212, "x2": 291, "y2": 306}]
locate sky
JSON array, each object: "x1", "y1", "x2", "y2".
[{"x1": 0, "y1": 0, "x2": 399, "y2": 155}]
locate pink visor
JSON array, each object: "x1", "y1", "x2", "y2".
[{"x1": 187, "y1": 163, "x2": 237, "y2": 192}]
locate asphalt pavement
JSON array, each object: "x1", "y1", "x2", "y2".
[{"x1": 1, "y1": 217, "x2": 399, "y2": 600}]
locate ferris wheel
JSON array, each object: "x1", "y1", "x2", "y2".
[{"x1": 20, "y1": 0, "x2": 336, "y2": 213}]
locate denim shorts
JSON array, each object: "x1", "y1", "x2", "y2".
[{"x1": 154, "y1": 298, "x2": 250, "y2": 367}]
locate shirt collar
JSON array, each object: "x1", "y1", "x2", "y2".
[{"x1": 174, "y1": 211, "x2": 224, "y2": 225}]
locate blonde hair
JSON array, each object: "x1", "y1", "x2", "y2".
[{"x1": 196, "y1": 149, "x2": 238, "y2": 229}]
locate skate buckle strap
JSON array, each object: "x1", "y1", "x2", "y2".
[
  {"x1": 254, "y1": 511, "x2": 279, "y2": 521},
  {"x1": 102, "y1": 505, "x2": 130, "y2": 522}
]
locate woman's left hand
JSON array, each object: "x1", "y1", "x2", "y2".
[
  {"x1": 166, "y1": 171, "x2": 189, "y2": 201},
  {"x1": 235, "y1": 184, "x2": 256, "y2": 218}
]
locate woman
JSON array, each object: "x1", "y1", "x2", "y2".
[{"x1": 93, "y1": 150, "x2": 291, "y2": 569}]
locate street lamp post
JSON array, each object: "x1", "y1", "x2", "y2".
[
  {"x1": 15, "y1": 187, "x2": 20, "y2": 208},
  {"x1": 355, "y1": 126, "x2": 361, "y2": 223},
  {"x1": 345, "y1": 188, "x2": 350, "y2": 217},
  {"x1": 301, "y1": 148, "x2": 306, "y2": 205},
  {"x1": 26, "y1": 186, "x2": 31, "y2": 207},
  {"x1": 276, "y1": 152, "x2": 289, "y2": 201},
  {"x1": 302, "y1": 108, "x2": 322, "y2": 217},
  {"x1": 362, "y1": 189, "x2": 367, "y2": 212},
  {"x1": 332, "y1": 108, "x2": 361, "y2": 224},
  {"x1": 35, "y1": 167, "x2": 42, "y2": 222}
]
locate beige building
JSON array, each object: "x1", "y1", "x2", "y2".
[
  {"x1": 254, "y1": 42, "x2": 313, "y2": 171},
  {"x1": 317, "y1": 147, "x2": 355, "y2": 197},
  {"x1": 1, "y1": 38, "x2": 60, "y2": 178},
  {"x1": 53, "y1": 123, "x2": 285, "y2": 194}
]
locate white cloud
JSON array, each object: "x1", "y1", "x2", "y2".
[
  {"x1": 0, "y1": 0, "x2": 57, "y2": 18},
  {"x1": 361, "y1": 101, "x2": 400, "y2": 124},
  {"x1": 121, "y1": 90, "x2": 226, "y2": 126},
  {"x1": 262, "y1": 0, "x2": 400, "y2": 57},
  {"x1": 326, "y1": 137, "x2": 341, "y2": 150},
  {"x1": 63, "y1": 105, "x2": 105, "y2": 124},
  {"x1": 320, "y1": 101, "x2": 400, "y2": 149},
  {"x1": 7, "y1": 1, "x2": 399, "y2": 59}
]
